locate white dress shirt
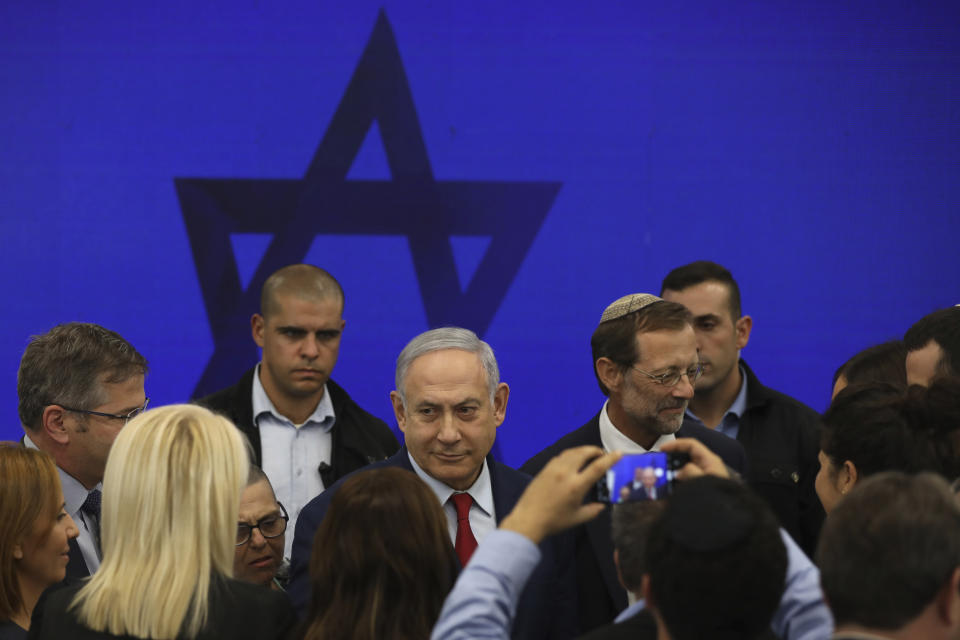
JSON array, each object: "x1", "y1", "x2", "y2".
[
  {"x1": 407, "y1": 452, "x2": 497, "y2": 546},
  {"x1": 598, "y1": 399, "x2": 676, "y2": 454},
  {"x1": 252, "y1": 365, "x2": 335, "y2": 561}
]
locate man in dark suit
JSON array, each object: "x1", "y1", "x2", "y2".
[
  {"x1": 521, "y1": 293, "x2": 747, "y2": 633},
  {"x1": 289, "y1": 327, "x2": 575, "y2": 640},
  {"x1": 660, "y1": 261, "x2": 823, "y2": 555},
  {"x1": 17, "y1": 322, "x2": 149, "y2": 580},
  {"x1": 196, "y1": 264, "x2": 398, "y2": 561}
]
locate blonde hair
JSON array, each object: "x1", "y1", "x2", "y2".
[{"x1": 71, "y1": 405, "x2": 248, "y2": 639}]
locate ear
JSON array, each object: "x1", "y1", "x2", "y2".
[
  {"x1": 596, "y1": 358, "x2": 624, "y2": 395},
  {"x1": 251, "y1": 314, "x2": 266, "y2": 348},
  {"x1": 41, "y1": 405, "x2": 70, "y2": 445},
  {"x1": 839, "y1": 460, "x2": 858, "y2": 496},
  {"x1": 390, "y1": 391, "x2": 408, "y2": 434},
  {"x1": 12, "y1": 543, "x2": 23, "y2": 560},
  {"x1": 735, "y1": 315, "x2": 753, "y2": 350},
  {"x1": 492, "y1": 383, "x2": 510, "y2": 427},
  {"x1": 935, "y1": 566, "x2": 960, "y2": 627}
]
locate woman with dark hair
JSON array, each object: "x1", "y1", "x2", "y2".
[
  {"x1": 302, "y1": 467, "x2": 457, "y2": 640},
  {"x1": 816, "y1": 379, "x2": 960, "y2": 513},
  {"x1": 831, "y1": 340, "x2": 907, "y2": 399},
  {"x1": 0, "y1": 446, "x2": 78, "y2": 639}
]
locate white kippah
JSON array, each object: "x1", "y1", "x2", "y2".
[{"x1": 598, "y1": 293, "x2": 662, "y2": 324}]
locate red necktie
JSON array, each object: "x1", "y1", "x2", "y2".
[{"x1": 451, "y1": 493, "x2": 478, "y2": 567}]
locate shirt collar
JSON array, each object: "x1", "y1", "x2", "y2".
[
  {"x1": 252, "y1": 363, "x2": 335, "y2": 430},
  {"x1": 23, "y1": 433, "x2": 100, "y2": 515},
  {"x1": 406, "y1": 451, "x2": 494, "y2": 518},
  {"x1": 598, "y1": 400, "x2": 676, "y2": 454}
]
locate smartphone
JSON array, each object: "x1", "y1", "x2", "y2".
[{"x1": 596, "y1": 451, "x2": 691, "y2": 504}]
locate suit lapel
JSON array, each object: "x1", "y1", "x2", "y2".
[{"x1": 65, "y1": 536, "x2": 90, "y2": 581}]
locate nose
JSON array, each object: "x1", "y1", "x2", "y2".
[
  {"x1": 66, "y1": 513, "x2": 80, "y2": 539},
  {"x1": 436, "y1": 412, "x2": 461, "y2": 445},
  {"x1": 673, "y1": 374, "x2": 695, "y2": 399},
  {"x1": 248, "y1": 527, "x2": 267, "y2": 548},
  {"x1": 300, "y1": 335, "x2": 320, "y2": 359}
]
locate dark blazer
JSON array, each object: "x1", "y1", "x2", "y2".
[
  {"x1": 65, "y1": 538, "x2": 90, "y2": 582},
  {"x1": 27, "y1": 577, "x2": 296, "y2": 640},
  {"x1": 732, "y1": 360, "x2": 824, "y2": 556},
  {"x1": 520, "y1": 414, "x2": 747, "y2": 634},
  {"x1": 196, "y1": 367, "x2": 399, "y2": 487},
  {"x1": 288, "y1": 448, "x2": 577, "y2": 640}
]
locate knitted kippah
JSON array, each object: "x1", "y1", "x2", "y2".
[{"x1": 598, "y1": 293, "x2": 662, "y2": 324}]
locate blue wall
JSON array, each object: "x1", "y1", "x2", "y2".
[{"x1": 2, "y1": 2, "x2": 958, "y2": 466}]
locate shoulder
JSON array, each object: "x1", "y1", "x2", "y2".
[
  {"x1": 677, "y1": 421, "x2": 748, "y2": 470},
  {"x1": 212, "y1": 579, "x2": 296, "y2": 638},
  {"x1": 195, "y1": 369, "x2": 256, "y2": 417},
  {"x1": 520, "y1": 415, "x2": 601, "y2": 475},
  {"x1": 741, "y1": 362, "x2": 821, "y2": 431}
]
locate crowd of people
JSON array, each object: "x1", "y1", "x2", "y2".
[{"x1": 1, "y1": 260, "x2": 958, "y2": 640}]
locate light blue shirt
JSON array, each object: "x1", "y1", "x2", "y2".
[
  {"x1": 683, "y1": 363, "x2": 749, "y2": 439},
  {"x1": 431, "y1": 527, "x2": 833, "y2": 640}
]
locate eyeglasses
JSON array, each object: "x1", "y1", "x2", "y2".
[
  {"x1": 236, "y1": 502, "x2": 289, "y2": 546},
  {"x1": 59, "y1": 398, "x2": 150, "y2": 425},
  {"x1": 631, "y1": 364, "x2": 703, "y2": 387}
]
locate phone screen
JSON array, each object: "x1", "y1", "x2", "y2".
[{"x1": 599, "y1": 451, "x2": 677, "y2": 504}]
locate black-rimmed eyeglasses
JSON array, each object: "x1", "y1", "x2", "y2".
[
  {"x1": 236, "y1": 502, "x2": 289, "y2": 546},
  {"x1": 59, "y1": 398, "x2": 150, "y2": 425},
  {"x1": 631, "y1": 364, "x2": 703, "y2": 387}
]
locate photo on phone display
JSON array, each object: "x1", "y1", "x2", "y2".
[{"x1": 597, "y1": 451, "x2": 688, "y2": 504}]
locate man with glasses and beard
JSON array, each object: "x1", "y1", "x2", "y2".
[{"x1": 521, "y1": 294, "x2": 747, "y2": 633}]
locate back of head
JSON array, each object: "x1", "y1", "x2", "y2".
[
  {"x1": 611, "y1": 501, "x2": 666, "y2": 592},
  {"x1": 660, "y1": 261, "x2": 742, "y2": 319},
  {"x1": 816, "y1": 472, "x2": 960, "y2": 630},
  {"x1": 591, "y1": 296, "x2": 692, "y2": 395},
  {"x1": 822, "y1": 382, "x2": 960, "y2": 480},
  {"x1": 645, "y1": 476, "x2": 787, "y2": 640},
  {"x1": 832, "y1": 340, "x2": 907, "y2": 392},
  {"x1": 904, "y1": 306, "x2": 960, "y2": 377},
  {"x1": 260, "y1": 264, "x2": 343, "y2": 318},
  {"x1": 0, "y1": 446, "x2": 60, "y2": 622},
  {"x1": 305, "y1": 467, "x2": 456, "y2": 640},
  {"x1": 17, "y1": 322, "x2": 148, "y2": 432},
  {"x1": 73, "y1": 405, "x2": 249, "y2": 639}
]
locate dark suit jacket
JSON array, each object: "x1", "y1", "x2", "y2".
[
  {"x1": 288, "y1": 448, "x2": 577, "y2": 640},
  {"x1": 520, "y1": 414, "x2": 747, "y2": 634},
  {"x1": 730, "y1": 360, "x2": 824, "y2": 556},
  {"x1": 196, "y1": 367, "x2": 399, "y2": 488},
  {"x1": 65, "y1": 538, "x2": 90, "y2": 582},
  {"x1": 27, "y1": 577, "x2": 295, "y2": 640}
]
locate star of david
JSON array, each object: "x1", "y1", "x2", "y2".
[{"x1": 176, "y1": 9, "x2": 562, "y2": 398}]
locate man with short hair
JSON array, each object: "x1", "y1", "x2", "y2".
[
  {"x1": 197, "y1": 264, "x2": 399, "y2": 560},
  {"x1": 817, "y1": 472, "x2": 960, "y2": 639},
  {"x1": 289, "y1": 327, "x2": 575, "y2": 639},
  {"x1": 17, "y1": 322, "x2": 148, "y2": 579},
  {"x1": 903, "y1": 306, "x2": 960, "y2": 386},
  {"x1": 659, "y1": 261, "x2": 823, "y2": 555},
  {"x1": 521, "y1": 293, "x2": 747, "y2": 632}
]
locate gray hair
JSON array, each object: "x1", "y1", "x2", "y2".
[
  {"x1": 395, "y1": 327, "x2": 499, "y2": 406},
  {"x1": 17, "y1": 323, "x2": 148, "y2": 431}
]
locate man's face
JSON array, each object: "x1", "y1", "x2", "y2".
[
  {"x1": 391, "y1": 349, "x2": 508, "y2": 491},
  {"x1": 661, "y1": 281, "x2": 750, "y2": 394},
  {"x1": 234, "y1": 479, "x2": 285, "y2": 586},
  {"x1": 65, "y1": 373, "x2": 146, "y2": 488},
  {"x1": 252, "y1": 294, "x2": 345, "y2": 402},
  {"x1": 614, "y1": 326, "x2": 699, "y2": 436},
  {"x1": 641, "y1": 468, "x2": 657, "y2": 489},
  {"x1": 905, "y1": 341, "x2": 944, "y2": 387}
]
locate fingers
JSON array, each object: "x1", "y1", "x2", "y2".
[{"x1": 660, "y1": 438, "x2": 729, "y2": 479}]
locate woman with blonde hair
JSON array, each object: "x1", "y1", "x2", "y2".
[
  {"x1": 28, "y1": 405, "x2": 295, "y2": 639},
  {"x1": 0, "y1": 446, "x2": 78, "y2": 639}
]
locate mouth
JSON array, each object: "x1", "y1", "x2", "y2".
[
  {"x1": 249, "y1": 556, "x2": 276, "y2": 569},
  {"x1": 435, "y1": 452, "x2": 467, "y2": 463}
]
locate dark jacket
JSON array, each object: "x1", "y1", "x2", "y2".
[
  {"x1": 289, "y1": 447, "x2": 578, "y2": 640},
  {"x1": 196, "y1": 367, "x2": 399, "y2": 488},
  {"x1": 27, "y1": 577, "x2": 295, "y2": 640},
  {"x1": 729, "y1": 360, "x2": 824, "y2": 556},
  {"x1": 521, "y1": 414, "x2": 747, "y2": 635}
]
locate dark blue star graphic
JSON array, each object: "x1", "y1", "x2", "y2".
[{"x1": 176, "y1": 9, "x2": 562, "y2": 398}]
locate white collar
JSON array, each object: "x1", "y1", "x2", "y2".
[
  {"x1": 407, "y1": 451, "x2": 494, "y2": 518},
  {"x1": 598, "y1": 399, "x2": 676, "y2": 454},
  {"x1": 251, "y1": 363, "x2": 335, "y2": 430}
]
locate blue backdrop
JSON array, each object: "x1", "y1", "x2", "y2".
[{"x1": 2, "y1": 2, "x2": 958, "y2": 466}]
